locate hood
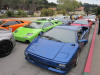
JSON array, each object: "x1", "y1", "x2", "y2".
[
  {"x1": 14, "y1": 27, "x2": 42, "y2": 37},
  {"x1": 26, "y1": 38, "x2": 79, "y2": 63}
]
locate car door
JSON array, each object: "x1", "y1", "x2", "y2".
[{"x1": 42, "y1": 22, "x2": 54, "y2": 32}]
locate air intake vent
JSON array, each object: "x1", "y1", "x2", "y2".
[{"x1": 71, "y1": 44, "x2": 75, "y2": 46}]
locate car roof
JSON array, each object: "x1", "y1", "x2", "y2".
[{"x1": 55, "y1": 26, "x2": 82, "y2": 32}]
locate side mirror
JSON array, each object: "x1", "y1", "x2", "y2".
[{"x1": 78, "y1": 39, "x2": 88, "y2": 43}]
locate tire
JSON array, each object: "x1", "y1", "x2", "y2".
[
  {"x1": 25, "y1": 40, "x2": 30, "y2": 43},
  {"x1": 73, "y1": 57, "x2": 79, "y2": 67},
  {"x1": 84, "y1": 41, "x2": 88, "y2": 45},
  {"x1": 39, "y1": 32, "x2": 43, "y2": 36},
  {"x1": 0, "y1": 40, "x2": 13, "y2": 57},
  {"x1": 73, "y1": 52, "x2": 79, "y2": 67}
]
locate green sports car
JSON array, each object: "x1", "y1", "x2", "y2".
[{"x1": 13, "y1": 20, "x2": 62, "y2": 43}]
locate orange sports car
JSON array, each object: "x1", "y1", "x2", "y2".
[{"x1": 0, "y1": 19, "x2": 31, "y2": 32}]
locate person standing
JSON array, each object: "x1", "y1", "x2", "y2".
[
  {"x1": 70, "y1": 14, "x2": 73, "y2": 20},
  {"x1": 98, "y1": 16, "x2": 100, "y2": 34},
  {"x1": 97, "y1": 6, "x2": 100, "y2": 34}
]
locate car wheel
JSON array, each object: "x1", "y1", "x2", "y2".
[
  {"x1": 73, "y1": 52, "x2": 79, "y2": 67},
  {"x1": 25, "y1": 40, "x2": 30, "y2": 43},
  {"x1": 74, "y1": 57, "x2": 79, "y2": 67},
  {"x1": 84, "y1": 41, "x2": 88, "y2": 45},
  {"x1": 39, "y1": 32, "x2": 43, "y2": 35},
  {"x1": 0, "y1": 40, "x2": 13, "y2": 57}
]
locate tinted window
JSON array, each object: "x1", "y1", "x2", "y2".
[
  {"x1": 24, "y1": 22, "x2": 42, "y2": 29},
  {"x1": 42, "y1": 28, "x2": 76, "y2": 43},
  {"x1": 73, "y1": 20, "x2": 89, "y2": 25},
  {"x1": 43, "y1": 22, "x2": 53, "y2": 28},
  {"x1": 21, "y1": 21, "x2": 24, "y2": 23},
  {"x1": 55, "y1": 21, "x2": 59, "y2": 24},
  {"x1": 3, "y1": 21, "x2": 19, "y2": 25},
  {"x1": 16, "y1": 21, "x2": 22, "y2": 24},
  {"x1": 37, "y1": 18, "x2": 47, "y2": 21}
]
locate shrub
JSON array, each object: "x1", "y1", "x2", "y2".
[
  {"x1": 1, "y1": 10, "x2": 28, "y2": 18},
  {"x1": 6, "y1": 11, "x2": 14, "y2": 17},
  {"x1": 17, "y1": 10, "x2": 27, "y2": 17},
  {"x1": 41, "y1": 8, "x2": 55, "y2": 16},
  {"x1": 57, "y1": 9, "x2": 66, "y2": 15}
]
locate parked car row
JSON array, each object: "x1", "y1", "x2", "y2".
[{"x1": 0, "y1": 15, "x2": 96, "y2": 74}]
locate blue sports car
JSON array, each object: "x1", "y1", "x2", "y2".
[{"x1": 25, "y1": 26, "x2": 89, "y2": 74}]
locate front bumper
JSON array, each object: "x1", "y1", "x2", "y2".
[
  {"x1": 25, "y1": 54, "x2": 70, "y2": 74},
  {"x1": 14, "y1": 36, "x2": 27, "y2": 42}
]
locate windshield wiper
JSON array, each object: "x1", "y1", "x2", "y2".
[{"x1": 42, "y1": 36, "x2": 62, "y2": 42}]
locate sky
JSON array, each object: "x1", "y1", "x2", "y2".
[
  {"x1": 48, "y1": 0, "x2": 57, "y2": 3},
  {"x1": 48, "y1": 0, "x2": 100, "y2": 5}
]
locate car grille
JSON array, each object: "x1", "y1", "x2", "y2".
[{"x1": 28, "y1": 54, "x2": 59, "y2": 68}]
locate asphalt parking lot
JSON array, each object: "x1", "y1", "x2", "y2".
[{"x1": 0, "y1": 18, "x2": 95, "y2": 75}]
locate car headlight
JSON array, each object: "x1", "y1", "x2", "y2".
[
  {"x1": 59, "y1": 64, "x2": 66, "y2": 67},
  {"x1": 27, "y1": 33, "x2": 33, "y2": 36}
]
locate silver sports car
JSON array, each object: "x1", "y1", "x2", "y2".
[{"x1": 0, "y1": 28, "x2": 16, "y2": 57}]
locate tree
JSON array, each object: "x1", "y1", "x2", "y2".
[
  {"x1": 0, "y1": 0, "x2": 57, "y2": 12},
  {"x1": 57, "y1": 0, "x2": 80, "y2": 12},
  {"x1": 96, "y1": 6, "x2": 100, "y2": 16},
  {"x1": 83, "y1": 3, "x2": 98, "y2": 15}
]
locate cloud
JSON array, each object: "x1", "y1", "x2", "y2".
[
  {"x1": 48, "y1": 0, "x2": 57, "y2": 3},
  {"x1": 77, "y1": 0, "x2": 100, "y2": 5},
  {"x1": 48, "y1": 0, "x2": 100, "y2": 5}
]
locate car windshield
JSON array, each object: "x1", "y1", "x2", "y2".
[
  {"x1": 73, "y1": 20, "x2": 88, "y2": 25},
  {"x1": 24, "y1": 22, "x2": 43, "y2": 29},
  {"x1": 42, "y1": 28, "x2": 76, "y2": 43},
  {"x1": 0, "y1": 21, "x2": 5, "y2": 25}
]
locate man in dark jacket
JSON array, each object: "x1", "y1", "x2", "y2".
[
  {"x1": 97, "y1": 6, "x2": 100, "y2": 34},
  {"x1": 98, "y1": 16, "x2": 100, "y2": 34}
]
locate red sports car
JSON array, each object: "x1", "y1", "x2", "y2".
[{"x1": 71, "y1": 19, "x2": 93, "y2": 28}]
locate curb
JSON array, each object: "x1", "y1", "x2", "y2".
[
  {"x1": 83, "y1": 72, "x2": 90, "y2": 75},
  {"x1": 83, "y1": 22, "x2": 98, "y2": 75}
]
